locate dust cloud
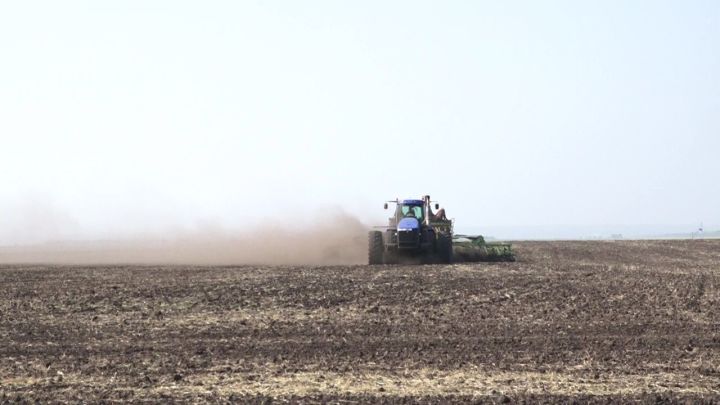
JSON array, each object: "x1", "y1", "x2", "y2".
[
  {"x1": 0, "y1": 212, "x2": 370, "y2": 266},
  {"x1": 0, "y1": 195, "x2": 81, "y2": 246}
]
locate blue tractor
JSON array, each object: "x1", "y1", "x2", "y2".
[{"x1": 368, "y1": 195, "x2": 453, "y2": 264}]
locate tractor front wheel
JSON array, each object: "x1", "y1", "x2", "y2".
[
  {"x1": 368, "y1": 231, "x2": 384, "y2": 265},
  {"x1": 437, "y1": 234, "x2": 453, "y2": 264}
]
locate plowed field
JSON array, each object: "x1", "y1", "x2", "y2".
[{"x1": 2, "y1": 240, "x2": 720, "y2": 403}]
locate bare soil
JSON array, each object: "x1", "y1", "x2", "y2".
[{"x1": 2, "y1": 240, "x2": 720, "y2": 403}]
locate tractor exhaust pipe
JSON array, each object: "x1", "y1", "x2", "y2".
[{"x1": 423, "y1": 195, "x2": 431, "y2": 226}]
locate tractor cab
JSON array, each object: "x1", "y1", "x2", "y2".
[{"x1": 396, "y1": 200, "x2": 425, "y2": 223}]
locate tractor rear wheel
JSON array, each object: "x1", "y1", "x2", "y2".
[{"x1": 368, "y1": 231, "x2": 384, "y2": 265}]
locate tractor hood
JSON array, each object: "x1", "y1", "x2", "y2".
[{"x1": 397, "y1": 217, "x2": 420, "y2": 231}]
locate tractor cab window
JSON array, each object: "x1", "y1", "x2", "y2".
[{"x1": 400, "y1": 205, "x2": 423, "y2": 220}]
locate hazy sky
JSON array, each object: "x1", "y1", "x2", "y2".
[{"x1": 1, "y1": 1, "x2": 718, "y2": 243}]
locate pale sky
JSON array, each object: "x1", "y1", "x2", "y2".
[{"x1": 1, "y1": 1, "x2": 718, "y2": 243}]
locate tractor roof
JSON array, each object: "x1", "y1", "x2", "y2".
[{"x1": 401, "y1": 199, "x2": 424, "y2": 206}]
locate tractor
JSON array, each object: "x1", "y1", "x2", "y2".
[
  {"x1": 368, "y1": 195, "x2": 516, "y2": 265},
  {"x1": 368, "y1": 195, "x2": 453, "y2": 264}
]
